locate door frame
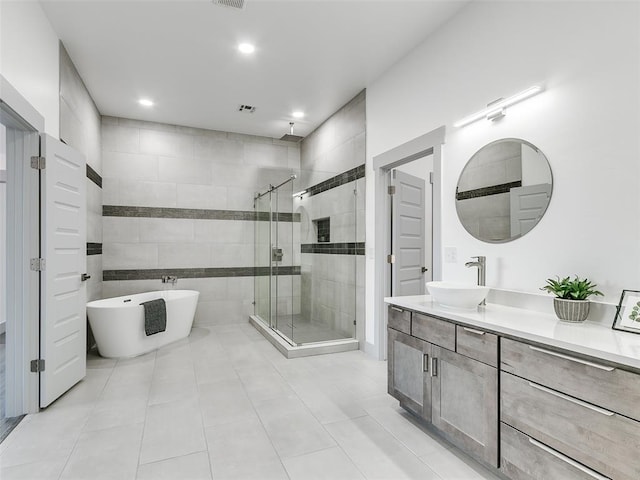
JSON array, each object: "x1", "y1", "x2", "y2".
[
  {"x1": 372, "y1": 126, "x2": 445, "y2": 360},
  {"x1": 1, "y1": 75, "x2": 44, "y2": 415}
]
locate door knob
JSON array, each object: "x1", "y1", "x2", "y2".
[
  {"x1": 421, "y1": 267, "x2": 429, "y2": 273},
  {"x1": 81, "y1": 273, "x2": 91, "y2": 282}
]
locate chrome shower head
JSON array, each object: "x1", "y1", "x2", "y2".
[{"x1": 280, "y1": 122, "x2": 304, "y2": 143}]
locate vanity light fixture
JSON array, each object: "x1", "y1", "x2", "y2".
[
  {"x1": 138, "y1": 98, "x2": 154, "y2": 107},
  {"x1": 238, "y1": 43, "x2": 255, "y2": 54},
  {"x1": 454, "y1": 85, "x2": 543, "y2": 128}
]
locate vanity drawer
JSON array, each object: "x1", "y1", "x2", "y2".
[
  {"x1": 388, "y1": 305, "x2": 411, "y2": 334},
  {"x1": 501, "y1": 337, "x2": 640, "y2": 421},
  {"x1": 456, "y1": 325, "x2": 497, "y2": 367},
  {"x1": 412, "y1": 312, "x2": 455, "y2": 350},
  {"x1": 501, "y1": 372, "x2": 640, "y2": 480},
  {"x1": 500, "y1": 423, "x2": 610, "y2": 480}
]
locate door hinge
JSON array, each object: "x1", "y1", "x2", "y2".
[
  {"x1": 387, "y1": 254, "x2": 395, "y2": 264},
  {"x1": 30, "y1": 359, "x2": 45, "y2": 373},
  {"x1": 388, "y1": 185, "x2": 396, "y2": 195},
  {"x1": 30, "y1": 258, "x2": 46, "y2": 271},
  {"x1": 353, "y1": 320, "x2": 356, "y2": 326},
  {"x1": 429, "y1": 172, "x2": 434, "y2": 184},
  {"x1": 30, "y1": 156, "x2": 46, "y2": 170}
]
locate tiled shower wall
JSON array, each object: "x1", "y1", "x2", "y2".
[
  {"x1": 100, "y1": 116, "x2": 300, "y2": 325},
  {"x1": 298, "y1": 90, "x2": 366, "y2": 342},
  {"x1": 59, "y1": 43, "x2": 103, "y2": 303}
]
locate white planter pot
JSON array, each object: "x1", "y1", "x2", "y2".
[{"x1": 553, "y1": 298, "x2": 590, "y2": 322}]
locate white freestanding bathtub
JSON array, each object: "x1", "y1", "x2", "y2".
[{"x1": 87, "y1": 290, "x2": 199, "y2": 358}]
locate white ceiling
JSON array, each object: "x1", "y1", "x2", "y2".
[{"x1": 40, "y1": 0, "x2": 469, "y2": 139}]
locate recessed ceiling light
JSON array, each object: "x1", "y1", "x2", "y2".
[
  {"x1": 238, "y1": 43, "x2": 255, "y2": 54},
  {"x1": 138, "y1": 98, "x2": 154, "y2": 107},
  {"x1": 292, "y1": 111, "x2": 305, "y2": 119}
]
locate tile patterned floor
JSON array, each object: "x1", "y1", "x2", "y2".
[
  {"x1": 0, "y1": 324, "x2": 501, "y2": 480},
  {"x1": 0, "y1": 333, "x2": 24, "y2": 443}
]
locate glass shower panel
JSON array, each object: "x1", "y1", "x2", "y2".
[
  {"x1": 292, "y1": 174, "x2": 358, "y2": 345},
  {"x1": 253, "y1": 192, "x2": 271, "y2": 326},
  {"x1": 272, "y1": 179, "x2": 295, "y2": 343}
]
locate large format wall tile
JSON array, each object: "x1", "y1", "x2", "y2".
[
  {"x1": 101, "y1": 117, "x2": 302, "y2": 325},
  {"x1": 60, "y1": 43, "x2": 103, "y2": 302},
  {"x1": 298, "y1": 91, "x2": 366, "y2": 341}
]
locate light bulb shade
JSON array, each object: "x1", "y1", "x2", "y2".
[{"x1": 454, "y1": 85, "x2": 543, "y2": 128}]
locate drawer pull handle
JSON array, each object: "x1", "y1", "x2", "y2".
[
  {"x1": 528, "y1": 382, "x2": 615, "y2": 417},
  {"x1": 529, "y1": 346, "x2": 615, "y2": 372},
  {"x1": 528, "y1": 438, "x2": 611, "y2": 480},
  {"x1": 390, "y1": 306, "x2": 403, "y2": 313},
  {"x1": 423, "y1": 354, "x2": 429, "y2": 373},
  {"x1": 462, "y1": 327, "x2": 485, "y2": 336},
  {"x1": 431, "y1": 357, "x2": 437, "y2": 377}
]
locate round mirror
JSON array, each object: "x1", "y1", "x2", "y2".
[{"x1": 455, "y1": 138, "x2": 552, "y2": 243}]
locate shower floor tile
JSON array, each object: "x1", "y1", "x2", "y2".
[
  {"x1": 274, "y1": 314, "x2": 353, "y2": 345},
  {"x1": 0, "y1": 325, "x2": 501, "y2": 480}
]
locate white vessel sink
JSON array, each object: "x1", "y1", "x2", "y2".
[{"x1": 426, "y1": 281, "x2": 489, "y2": 310}]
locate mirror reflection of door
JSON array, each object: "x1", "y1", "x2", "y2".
[{"x1": 390, "y1": 155, "x2": 434, "y2": 297}]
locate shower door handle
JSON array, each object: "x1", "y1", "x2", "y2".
[{"x1": 272, "y1": 247, "x2": 283, "y2": 262}]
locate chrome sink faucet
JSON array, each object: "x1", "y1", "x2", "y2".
[{"x1": 465, "y1": 256, "x2": 486, "y2": 305}]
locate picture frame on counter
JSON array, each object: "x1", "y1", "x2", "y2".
[{"x1": 612, "y1": 289, "x2": 640, "y2": 335}]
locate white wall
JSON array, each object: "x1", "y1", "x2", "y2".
[
  {"x1": 0, "y1": 1, "x2": 60, "y2": 136},
  {"x1": 366, "y1": 1, "x2": 640, "y2": 343}
]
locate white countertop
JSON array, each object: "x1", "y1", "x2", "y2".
[{"x1": 385, "y1": 295, "x2": 640, "y2": 371}]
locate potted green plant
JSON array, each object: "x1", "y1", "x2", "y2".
[{"x1": 540, "y1": 275, "x2": 603, "y2": 322}]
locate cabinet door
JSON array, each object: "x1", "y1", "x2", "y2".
[
  {"x1": 431, "y1": 346, "x2": 498, "y2": 467},
  {"x1": 388, "y1": 328, "x2": 431, "y2": 421}
]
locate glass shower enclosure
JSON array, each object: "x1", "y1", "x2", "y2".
[{"x1": 253, "y1": 174, "x2": 357, "y2": 347}]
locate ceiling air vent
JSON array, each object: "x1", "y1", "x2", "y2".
[
  {"x1": 212, "y1": 0, "x2": 245, "y2": 10},
  {"x1": 238, "y1": 105, "x2": 256, "y2": 113}
]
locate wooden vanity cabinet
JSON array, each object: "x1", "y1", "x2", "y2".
[
  {"x1": 387, "y1": 327, "x2": 432, "y2": 421},
  {"x1": 431, "y1": 345, "x2": 498, "y2": 467},
  {"x1": 500, "y1": 337, "x2": 640, "y2": 480},
  {"x1": 387, "y1": 306, "x2": 499, "y2": 468},
  {"x1": 388, "y1": 303, "x2": 640, "y2": 480}
]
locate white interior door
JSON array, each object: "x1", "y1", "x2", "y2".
[
  {"x1": 510, "y1": 183, "x2": 552, "y2": 237},
  {"x1": 391, "y1": 170, "x2": 426, "y2": 296},
  {"x1": 40, "y1": 135, "x2": 86, "y2": 407}
]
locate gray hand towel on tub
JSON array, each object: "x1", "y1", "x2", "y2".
[{"x1": 141, "y1": 298, "x2": 167, "y2": 336}]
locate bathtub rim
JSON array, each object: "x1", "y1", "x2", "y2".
[{"x1": 86, "y1": 289, "x2": 200, "y2": 309}]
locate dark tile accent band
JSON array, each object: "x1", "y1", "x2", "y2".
[
  {"x1": 307, "y1": 164, "x2": 365, "y2": 197},
  {"x1": 87, "y1": 242, "x2": 102, "y2": 256},
  {"x1": 86, "y1": 164, "x2": 102, "y2": 188},
  {"x1": 103, "y1": 205, "x2": 300, "y2": 222},
  {"x1": 301, "y1": 242, "x2": 365, "y2": 255},
  {"x1": 456, "y1": 181, "x2": 522, "y2": 201},
  {"x1": 103, "y1": 266, "x2": 301, "y2": 281}
]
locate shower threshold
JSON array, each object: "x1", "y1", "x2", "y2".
[{"x1": 249, "y1": 315, "x2": 359, "y2": 359}]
